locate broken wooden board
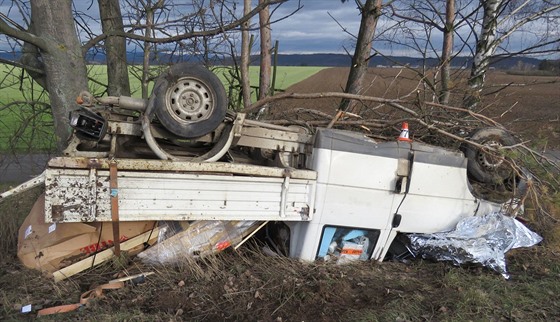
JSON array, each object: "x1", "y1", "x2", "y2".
[
  {"x1": 0, "y1": 171, "x2": 45, "y2": 202},
  {"x1": 53, "y1": 226, "x2": 160, "y2": 282}
]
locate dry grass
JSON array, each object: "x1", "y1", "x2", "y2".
[
  {"x1": 0, "y1": 184, "x2": 43, "y2": 255},
  {"x1": 2, "y1": 245, "x2": 558, "y2": 321}
]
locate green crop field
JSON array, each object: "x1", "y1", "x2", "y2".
[
  {"x1": 79, "y1": 65, "x2": 325, "y2": 98},
  {"x1": 0, "y1": 64, "x2": 325, "y2": 152}
]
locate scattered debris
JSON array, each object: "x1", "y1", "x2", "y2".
[
  {"x1": 52, "y1": 228, "x2": 159, "y2": 282},
  {"x1": 109, "y1": 272, "x2": 155, "y2": 284},
  {"x1": 21, "y1": 304, "x2": 32, "y2": 314}
]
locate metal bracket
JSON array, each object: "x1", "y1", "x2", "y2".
[{"x1": 280, "y1": 169, "x2": 293, "y2": 218}]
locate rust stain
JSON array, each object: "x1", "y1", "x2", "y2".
[{"x1": 88, "y1": 158, "x2": 102, "y2": 169}]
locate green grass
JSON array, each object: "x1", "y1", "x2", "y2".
[
  {"x1": 82, "y1": 65, "x2": 324, "y2": 98},
  {"x1": 0, "y1": 64, "x2": 324, "y2": 152},
  {"x1": 214, "y1": 66, "x2": 325, "y2": 108}
]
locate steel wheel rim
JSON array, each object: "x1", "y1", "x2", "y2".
[
  {"x1": 476, "y1": 140, "x2": 504, "y2": 170},
  {"x1": 165, "y1": 76, "x2": 215, "y2": 124}
]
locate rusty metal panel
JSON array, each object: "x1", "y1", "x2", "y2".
[{"x1": 44, "y1": 168, "x2": 316, "y2": 223}]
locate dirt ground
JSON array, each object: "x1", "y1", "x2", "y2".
[
  {"x1": 269, "y1": 67, "x2": 560, "y2": 149},
  {"x1": 1, "y1": 68, "x2": 559, "y2": 321}
]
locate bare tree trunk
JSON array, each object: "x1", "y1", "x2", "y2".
[
  {"x1": 240, "y1": 0, "x2": 252, "y2": 108},
  {"x1": 339, "y1": 0, "x2": 383, "y2": 114},
  {"x1": 258, "y1": 0, "x2": 272, "y2": 100},
  {"x1": 439, "y1": 0, "x2": 455, "y2": 105},
  {"x1": 142, "y1": 2, "x2": 158, "y2": 99},
  {"x1": 99, "y1": 0, "x2": 130, "y2": 97},
  {"x1": 464, "y1": 0, "x2": 502, "y2": 110},
  {"x1": 30, "y1": 0, "x2": 89, "y2": 151}
]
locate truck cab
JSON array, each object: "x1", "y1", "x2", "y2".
[{"x1": 286, "y1": 128, "x2": 500, "y2": 263}]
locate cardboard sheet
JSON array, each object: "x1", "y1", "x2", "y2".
[{"x1": 17, "y1": 194, "x2": 156, "y2": 274}]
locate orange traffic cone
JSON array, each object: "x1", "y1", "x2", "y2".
[{"x1": 397, "y1": 122, "x2": 412, "y2": 142}]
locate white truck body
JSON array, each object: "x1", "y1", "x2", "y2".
[{"x1": 41, "y1": 128, "x2": 500, "y2": 263}]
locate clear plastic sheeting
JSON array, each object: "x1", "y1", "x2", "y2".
[
  {"x1": 138, "y1": 220, "x2": 259, "y2": 265},
  {"x1": 409, "y1": 212, "x2": 542, "y2": 278}
]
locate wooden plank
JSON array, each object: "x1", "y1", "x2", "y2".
[
  {"x1": 52, "y1": 226, "x2": 160, "y2": 282},
  {"x1": 0, "y1": 171, "x2": 45, "y2": 202}
]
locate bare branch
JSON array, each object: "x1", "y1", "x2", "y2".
[
  {"x1": 0, "y1": 14, "x2": 47, "y2": 50},
  {"x1": 0, "y1": 57, "x2": 44, "y2": 75},
  {"x1": 81, "y1": 0, "x2": 286, "y2": 52},
  {"x1": 494, "y1": 4, "x2": 560, "y2": 49},
  {"x1": 387, "y1": 3, "x2": 443, "y2": 31}
]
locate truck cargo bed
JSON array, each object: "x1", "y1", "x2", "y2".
[{"x1": 44, "y1": 157, "x2": 316, "y2": 223}]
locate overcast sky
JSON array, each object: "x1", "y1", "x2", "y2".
[
  {"x1": 271, "y1": 0, "x2": 362, "y2": 54},
  {"x1": 267, "y1": 0, "x2": 557, "y2": 57},
  {"x1": 0, "y1": 0, "x2": 557, "y2": 58}
]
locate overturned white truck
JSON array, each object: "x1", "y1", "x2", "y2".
[{"x1": 12, "y1": 64, "x2": 519, "y2": 265}]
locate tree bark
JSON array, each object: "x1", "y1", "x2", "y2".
[
  {"x1": 142, "y1": 3, "x2": 155, "y2": 99},
  {"x1": 464, "y1": 0, "x2": 502, "y2": 110},
  {"x1": 258, "y1": 0, "x2": 272, "y2": 100},
  {"x1": 339, "y1": 0, "x2": 383, "y2": 114},
  {"x1": 30, "y1": 0, "x2": 89, "y2": 152},
  {"x1": 98, "y1": 0, "x2": 130, "y2": 97},
  {"x1": 240, "y1": 0, "x2": 252, "y2": 108},
  {"x1": 439, "y1": 0, "x2": 455, "y2": 105}
]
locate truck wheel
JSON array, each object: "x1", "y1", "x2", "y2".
[
  {"x1": 464, "y1": 127, "x2": 516, "y2": 184},
  {"x1": 154, "y1": 64, "x2": 227, "y2": 139}
]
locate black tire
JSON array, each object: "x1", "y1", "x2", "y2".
[
  {"x1": 154, "y1": 63, "x2": 227, "y2": 139},
  {"x1": 464, "y1": 127, "x2": 516, "y2": 184}
]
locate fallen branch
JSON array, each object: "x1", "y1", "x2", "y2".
[{"x1": 243, "y1": 91, "x2": 500, "y2": 127}]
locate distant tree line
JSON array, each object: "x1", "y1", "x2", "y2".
[{"x1": 539, "y1": 60, "x2": 560, "y2": 75}]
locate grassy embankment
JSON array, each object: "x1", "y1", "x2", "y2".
[{"x1": 0, "y1": 64, "x2": 325, "y2": 152}]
